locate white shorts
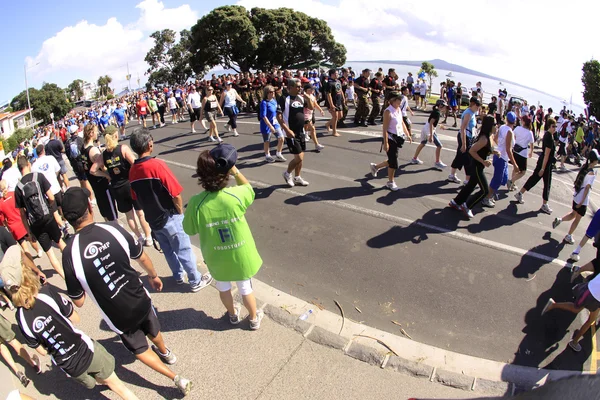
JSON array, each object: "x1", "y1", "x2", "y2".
[{"x1": 215, "y1": 279, "x2": 254, "y2": 295}]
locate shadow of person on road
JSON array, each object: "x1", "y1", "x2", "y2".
[
  {"x1": 348, "y1": 137, "x2": 381, "y2": 144},
  {"x1": 284, "y1": 177, "x2": 382, "y2": 205},
  {"x1": 513, "y1": 232, "x2": 566, "y2": 279},
  {"x1": 366, "y1": 208, "x2": 461, "y2": 248},
  {"x1": 467, "y1": 202, "x2": 539, "y2": 234},
  {"x1": 376, "y1": 180, "x2": 457, "y2": 205}
]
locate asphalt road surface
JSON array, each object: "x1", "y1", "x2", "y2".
[{"x1": 119, "y1": 103, "x2": 600, "y2": 372}]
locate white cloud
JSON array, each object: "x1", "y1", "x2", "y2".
[
  {"x1": 26, "y1": 0, "x2": 198, "y2": 94},
  {"x1": 236, "y1": 0, "x2": 597, "y2": 105}
]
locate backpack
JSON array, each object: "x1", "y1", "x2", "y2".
[
  {"x1": 17, "y1": 173, "x2": 50, "y2": 224},
  {"x1": 67, "y1": 136, "x2": 81, "y2": 160},
  {"x1": 560, "y1": 123, "x2": 569, "y2": 138}
]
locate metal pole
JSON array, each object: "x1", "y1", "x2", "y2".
[
  {"x1": 24, "y1": 64, "x2": 33, "y2": 124},
  {"x1": 127, "y1": 62, "x2": 131, "y2": 91}
]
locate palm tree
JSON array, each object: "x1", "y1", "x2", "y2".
[
  {"x1": 104, "y1": 75, "x2": 112, "y2": 95},
  {"x1": 96, "y1": 75, "x2": 113, "y2": 98}
]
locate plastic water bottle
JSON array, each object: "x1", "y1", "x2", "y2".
[{"x1": 299, "y1": 309, "x2": 313, "y2": 321}]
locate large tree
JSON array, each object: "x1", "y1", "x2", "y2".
[
  {"x1": 145, "y1": 29, "x2": 195, "y2": 87},
  {"x1": 96, "y1": 75, "x2": 113, "y2": 98},
  {"x1": 10, "y1": 82, "x2": 72, "y2": 123},
  {"x1": 419, "y1": 61, "x2": 438, "y2": 96},
  {"x1": 582, "y1": 59, "x2": 600, "y2": 117},
  {"x1": 189, "y1": 5, "x2": 346, "y2": 73},
  {"x1": 67, "y1": 79, "x2": 84, "y2": 101}
]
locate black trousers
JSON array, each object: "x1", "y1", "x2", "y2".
[
  {"x1": 523, "y1": 163, "x2": 552, "y2": 201},
  {"x1": 454, "y1": 163, "x2": 489, "y2": 209},
  {"x1": 158, "y1": 105, "x2": 165, "y2": 124},
  {"x1": 451, "y1": 134, "x2": 472, "y2": 171}
]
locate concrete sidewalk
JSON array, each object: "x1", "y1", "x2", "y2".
[{"x1": 1, "y1": 215, "x2": 480, "y2": 400}]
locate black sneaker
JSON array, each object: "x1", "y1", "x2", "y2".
[{"x1": 17, "y1": 371, "x2": 30, "y2": 387}]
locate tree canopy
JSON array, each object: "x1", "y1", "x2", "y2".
[
  {"x1": 67, "y1": 79, "x2": 84, "y2": 101},
  {"x1": 189, "y1": 5, "x2": 346, "y2": 73},
  {"x1": 419, "y1": 61, "x2": 438, "y2": 95},
  {"x1": 145, "y1": 29, "x2": 195, "y2": 87},
  {"x1": 96, "y1": 75, "x2": 113, "y2": 98},
  {"x1": 582, "y1": 60, "x2": 600, "y2": 117},
  {"x1": 10, "y1": 83, "x2": 72, "y2": 124}
]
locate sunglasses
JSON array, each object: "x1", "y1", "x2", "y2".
[
  {"x1": 551, "y1": 125, "x2": 557, "y2": 128},
  {"x1": 268, "y1": 91, "x2": 275, "y2": 94},
  {"x1": 295, "y1": 85, "x2": 302, "y2": 88}
]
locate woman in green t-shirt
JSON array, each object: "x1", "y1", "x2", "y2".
[{"x1": 183, "y1": 148, "x2": 264, "y2": 330}]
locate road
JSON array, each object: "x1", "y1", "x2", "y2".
[{"x1": 122, "y1": 103, "x2": 598, "y2": 371}]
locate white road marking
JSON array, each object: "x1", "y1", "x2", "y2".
[{"x1": 162, "y1": 158, "x2": 571, "y2": 268}]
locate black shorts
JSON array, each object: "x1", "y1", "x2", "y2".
[
  {"x1": 190, "y1": 107, "x2": 201, "y2": 122},
  {"x1": 176, "y1": 99, "x2": 184, "y2": 108},
  {"x1": 30, "y1": 216, "x2": 62, "y2": 252},
  {"x1": 111, "y1": 183, "x2": 141, "y2": 213},
  {"x1": 573, "y1": 201, "x2": 587, "y2": 217},
  {"x1": 119, "y1": 306, "x2": 161, "y2": 355},
  {"x1": 286, "y1": 136, "x2": 306, "y2": 155},
  {"x1": 386, "y1": 137, "x2": 400, "y2": 170},
  {"x1": 574, "y1": 282, "x2": 600, "y2": 312},
  {"x1": 403, "y1": 117, "x2": 411, "y2": 134},
  {"x1": 205, "y1": 111, "x2": 217, "y2": 122},
  {"x1": 557, "y1": 141, "x2": 567, "y2": 156},
  {"x1": 139, "y1": 114, "x2": 147, "y2": 120},
  {"x1": 71, "y1": 161, "x2": 87, "y2": 181},
  {"x1": 89, "y1": 178, "x2": 117, "y2": 221},
  {"x1": 513, "y1": 152, "x2": 527, "y2": 171}
]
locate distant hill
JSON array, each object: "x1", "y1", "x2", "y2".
[{"x1": 348, "y1": 59, "x2": 560, "y2": 101}]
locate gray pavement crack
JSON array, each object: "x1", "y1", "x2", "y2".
[{"x1": 253, "y1": 337, "x2": 306, "y2": 400}]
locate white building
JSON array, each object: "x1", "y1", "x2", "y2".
[
  {"x1": 0, "y1": 109, "x2": 32, "y2": 138},
  {"x1": 82, "y1": 82, "x2": 96, "y2": 100}
]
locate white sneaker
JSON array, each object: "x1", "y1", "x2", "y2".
[
  {"x1": 482, "y1": 197, "x2": 495, "y2": 208},
  {"x1": 370, "y1": 163, "x2": 379, "y2": 177},
  {"x1": 145, "y1": 237, "x2": 153, "y2": 247},
  {"x1": 434, "y1": 161, "x2": 447, "y2": 170},
  {"x1": 293, "y1": 176, "x2": 309, "y2": 186},
  {"x1": 460, "y1": 203, "x2": 474, "y2": 219},
  {"x1": 265, "y1": 155, "x2": 276, "y2": 163},
  {"x1": 552, "y1": 218, "x2": 562, "y2": 229},
  {"x1": 217, "y1": 137, "x2": 223, "y2": 143},
  {"x1": 233, "y1": 131, "x2": 239, "y2": 137},
  {"x1": 171, "y1": 121, "x2": 176, "y2": 124},
  {"x1": 208, "y1": 136, "x2": 216, "y2": 142},
  {"x1": 275, "y1": 154, "x2": 287, "y2": 162},
  {"x1": 385, "y1": 181, "x2": 399, "y2": 191},
  {"x1": 174, "y1": 375, "x2": 192, "y2": 396},
  {"x1": 315, "y1": 144, "x2": 325, "y2": 152},
  {"x1": 91, "y1": 198, "x2": 97, "y2": 205},
  {"x1": 514, "y1": 192, "x2": 524, "y2": 204},
  {"x1": 564, "y1": 234, "x2": 575, "y2": 245},
  {"x1": 191, "y1": 129, "x2": 196, "y2": 133},
  {"x1": 283, "y1": 171, "x2": 295, "y2": 187},
  {"x1": 411, "y1": 158, "x2": 423, "y2": 165},
  {"x1": 540, "y1": 204, "x2": 553, "y2": 215},
  {"x1": 447, "y1": 174, "x2": 461, "y2": 184},
  {"x1": 160, "y1": 123, "x2": 165, "y2": 127},
  {"x1": 249, "y1": 309, "x2": 265, "y2": 330},
  {"x1": 225, "y1": 124, "x2": 231, "y2": 132},
  {"x1": 570, "y1": 252, "x2": 581, "y2": 262}
]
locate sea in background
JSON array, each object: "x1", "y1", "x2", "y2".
[{"x1": 205, "y1": 61, "x2": 584, "y2": 115}]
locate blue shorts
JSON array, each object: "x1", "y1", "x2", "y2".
[
  {"x1": 585, "y1": 211, "x2": 600, "y2": 239},
  {"x1": 489, "y1": 154, "x2": 508, "y2": 191},
  {"x1": 262, "y1": 126, "x2": 284, "y2": 142},
  {"x1": 117, "y1": 120, "x2": 125, "y2": 128}
]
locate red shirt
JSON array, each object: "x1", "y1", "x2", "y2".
[
  {"x1": 0, "y1": 191, "x2": 27, "y2": 241},
  {"x1": 137, "y1": 100, "x2": 148, "y2": 116},
  {"x1": 59, "y1": 128, "x2": 67, "y2": 142}
]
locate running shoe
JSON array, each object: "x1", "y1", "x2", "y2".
[
  {"x1": 229, "y1": 304, "x2": 242, "y2": 325},
  {"x1": 275, "y1": 154, "x2": 287, "y2": 162},
  {"x1": 507, "y1": 180, "x2": 514, "y2": 191},
  {"x1": 315, "y1": 144, "x2": 325, "y2": 152},
  {"x1": 174, "y1": 375, "x2": 192, "y2": 396},
  {"x1": 208, "y1": 136, "x2": 216, "y2": 142},
  {"x1": 514, "y1": 192, "x2": 524, "y2": 204},
  {"x1": 541, "y1": 298, "x2": 555, "y2": 315},
  {"x1": 570, "y1": 252, "x2": 581, "y2": 262},
  {"x1": 570, "y1": 265, "x2": 582, "y2": 283},
  {"x1": 482, "y1": 198, "x2": 495, "y2": 208},
  {"x1": 568, "y1": 339, "x2": 582, "y2": 352},
  {"x1": 448, "y1": 199, "x2": 461, "y2": 210},
  {"x1": 145, "y1": 237, "x2": 153, "y2": 247},
  {"x1": 265, "y1": 155, "x2": 276, "y2": 163},
  {"x1": 233, "y1": 131, "x2": 239, "y2": 137},
  {"x1": 191, "y1": 129, "x2": 196, "y2": 133},
  {"x1": 224, "y1": 124, "x2": 231, "y2": 132},
  {"x1": 560, "y1": 165, "x2": 568, "y2": 172},
  {"x1": 447, "y1": 174, "x2": 461, "y2": 184},
  {"x1": 434, "y1": 161, "x2": 447, "y2": 170},
  {"x1": 293, "y1": 176, "x2": 309, "y2": 186},
  {"x1": 564, "y1": 234, "x2": 575, "y2": 245},
  {"x1": 460, "y1": 203, "x2": 474, "y2": 219},
  {"x1": 370, "y1": 163, "x2": 379, "y2": 177},
  {"x1": 190, "y1": 273, "x2": 213, "y2": 292},
  {"x1": 452, "y1": 122, "x2": 457, "y2": 128},
  {"x1": 540, "y1": 204, "x2": 553, "y2": 215},
  {"x1": 249, "y1": 309, "x2": 265, "y2": 330},
  {"x1": 411, "y1": 158, "x2": 423, "y2": 165},
  {"x1": 32, "y1": 354, "x2": 42, "y2": 374},
  {"x1": 217, "y1": 137, "x2": 223, "y2": 144},
  {"x1": 152, "y1": 345, "x2": 177, "y2": 365},
  {"x1": 552, "y1": 218, "x2": 562, "y2": 229},
  {"x1": 385, "y1": 181, "x2": 399, "y2": 191},
  {"x1": 283, "y1": 171, "x2": 295, "y2": 187},
  {"x1": 16, "y1": 371, "x2": 30, "y2": 387}
]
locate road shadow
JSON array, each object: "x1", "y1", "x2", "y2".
[
  {"x1": 376, "y1": 179, "x2": 457, "y2": 205},
  {"x1": 153, "y1": 131, "x2": 195, "y2": 144},
  {"x1": 467, "y1": 202, "x2": 540, "y2": 234},
  {"x1": 348, "y1": 137, "x2": 381, "y2": 144},
  {"x1": 284, "y1": 177, "x2": 382, "y2": 205},
  {"x1": 366, "y1": 208, "x2": 460, "y2": 248},
  {"x1": 513, "y1": 232, "x2": 567, "y2": 279}
]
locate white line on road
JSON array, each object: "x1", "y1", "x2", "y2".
[{"x1": 162, "y1": 158, "x2": 571, "y2": 269}]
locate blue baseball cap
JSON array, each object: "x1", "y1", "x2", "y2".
[{"x1": 507, "y1": 111, "x2": 517, "y2": 124}]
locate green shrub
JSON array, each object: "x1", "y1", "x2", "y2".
[
  {"x1": 12, "y1": 128, "x2": 34, "y2": 144},
  {"x1": 107, "y1": 93, "x2": 115, "y2": 100}
]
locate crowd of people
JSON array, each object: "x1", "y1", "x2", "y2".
[{"x1": 1, "y1": 65, "x2": 600, "y2": 397}]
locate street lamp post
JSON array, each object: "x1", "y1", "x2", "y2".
[{"x1": 24, "y1": 62, "x2": 40, "y2": 125}]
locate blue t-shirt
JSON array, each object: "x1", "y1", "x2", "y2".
[
  {"x1": 259, "y1": 99, "x2": 280, "y2": 134},
  {"x1": 586, "y1": 130, "x2": 595, "y2": 144},
  {"x1": 447, "y1": 87, "x2": 457, "y2": 107},
  {"x1": 461, "y1": 108, "x2": 477, "y2": 139},
  {"x1": 112, "y1": 108, "x2": 126, "y2": 123},
  {"x1": 99, "y1": 115, "x2": 110, "y2": 127}
]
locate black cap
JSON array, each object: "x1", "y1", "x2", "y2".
[
  {"x1": 62, "y1": 187, "x2": 91, "y2": 223},
  {"x1": 209, "y1": 143, "x2": 238, "y2": 173},
  {"x1": 470, "y1": 96, "x2": 481, "y2": 106}
]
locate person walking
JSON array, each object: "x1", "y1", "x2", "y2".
[
  {"x1": 259, "y1": 85, "x2": 286, "y2": 163},
  {"x1": 59, "y1": 187, "x2": 193, "y2": 396},
  {"x1": 507, "y1": 115, "x2": 535, "y2": 192},
  {"x1": 278, "y1": 78, "x2": 312, "y2": 188},
  {"x1": 44, "y1": 131, "x2": 69, "y2": 190},
  {"x1": 514, "y1": 118, "x2": 557, "y2": 214},
  {"x1": 129, "y1": 129, "x2": 212, "y2": 291},
  {"x1": 325, "y1": 69, "x2": 344, "y2": 137},
  {"x1": 368, "y1": 92, "x2": 412, "y2": 191},
  {"x1": 0, "y1": 180, "x2": 41, "y2": 255},
  {"x1": 183, "y1": 146, "x2": 265, "y2": 330},
  {"x1": 168, "y1": 93, "x2": 179, "y2": 124},
  {"x1": 552, "y1": 149, "x2": 599, "y2": 244},
  {"x1": 65, "y1": 126, "x2": 95, "y2": 203},
  {"x1": 353, "y1": 69, "x2": 371, "y2": 127},
  {"x1": 448, "y1": 115, "x2": 496, "y2": 219},
  {"x1": 303, "y1": 84, "x2": 325, "y2": 152},
  {"x1": 186, "y1": 86, "x2": 203, "y2": 134},
  {"x1": 220, "y1": 81, "x2": 245, "y2": 137},
  {"x1": 448, "y1": 97, "x2": 481, "y2": 184},
  {"x1": 200, "y1": 86, "x2": 223, "y2": 143},
  {"x1": 411, "y1": 99, "x2": 447, "y2": 170}
]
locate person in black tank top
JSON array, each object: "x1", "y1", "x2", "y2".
[
  {"x1": 450, "y1": 115, "x2": 496, "y2": 218},
  {"x1": 81, "y1": 124, "x2": 116, "y2": 222},
  {"x1": 97, "y1": 126, "x2": 153, "y2": 246},
  {"x1": 200, "y1": 87, "x2": 223, "y2": 143}
]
